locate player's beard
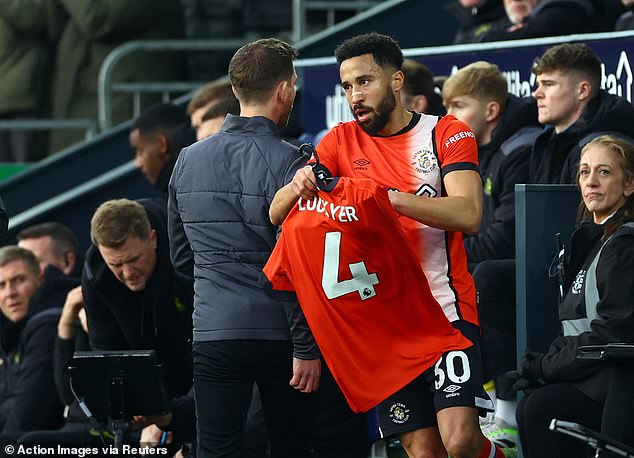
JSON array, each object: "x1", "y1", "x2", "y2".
[{"x1": 352, "y1": 86, "x2": 396, "y2": 136}]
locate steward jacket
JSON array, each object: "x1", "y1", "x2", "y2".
[
  {"x1": 530, "y1": 90, "x2": 634, "y2": 184},
  {"x1": 168, "y1": 114, "x2": 318, "y2": 359},
  {"x1": 464, "y1": 95, "x2": 542, "y2": 262},
  {"x1": 0, "y1": 266, "x2": 79, "y2": 434},
  {"x1": 82, "y1": 198, "x2": 193, "y2": 399},
  {"x1": 540, "y1": 218, "x2": 634, "y2": 403}
]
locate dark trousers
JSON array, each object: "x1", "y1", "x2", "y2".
[
  {"x1": 193, "y1": 340, "x2": 315, "y2": 458},
  {"x1": 472, "y1": 259, "x2": 517, "y2": 400},
  {"x1": 517, "y1": 383, "x2": 602, "y2": 458}
]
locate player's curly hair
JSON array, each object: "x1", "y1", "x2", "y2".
[{"x1": 335, "y1": 32, "x2": 403, "y2": 71}]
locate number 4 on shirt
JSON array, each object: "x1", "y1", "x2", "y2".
[{"x1": 322, "y1": 231, "x2": 379, "y2": 301}]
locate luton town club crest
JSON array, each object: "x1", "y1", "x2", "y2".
[{"x1": 412, "y1": 148, "x2": 437, "y2": 174}]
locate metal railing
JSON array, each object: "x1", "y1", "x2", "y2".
[
  {"x1": 0, "y1": 119, "x2": 97, "y2": 140},
  {"x1": 292, "y1": 0, "x2": 382, "y2": 43},
  {"x1": 98, "y1": 38, "x2": 248, "y2": 130}
]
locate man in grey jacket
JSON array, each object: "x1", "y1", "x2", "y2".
[{"x1": 168, "y1": 38, "x2": 320, "y2": 458}]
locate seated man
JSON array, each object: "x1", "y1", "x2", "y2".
[
  {"x1": 17, "y1": 222, "x2": 83, "y2": 278},
  {"x1": 0, "y1": 246, "x2": 79, "y2": 435},
  {"x1": 130, "y1": 104, "x2": 196, "y2": 193},
  {"x1": 82, "y1": 198, "x2": 194, "y2": 435},
  {"x1": 196, "y1": 95, "x2": 240, "y2": 141}
]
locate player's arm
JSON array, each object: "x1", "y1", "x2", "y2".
[
  {"x1": 269, "y1": 165, "x2": 318, "y2": 225},
  {"x1": 388, "y1": 169, "x2": 483, "y2": 234}
]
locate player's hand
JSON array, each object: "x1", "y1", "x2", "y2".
[
  {"x1": 133, "y1": 412, "x2": 173, "y2": 429},
  {"x1": 289, "y1": 357, "x2": 321, "y2": 393},
  {"x1": 58, "y1": 286, "x2": 84, "y2": 339},
  {"x1": 290, "y1": 166, "x2": 318, "y2": 201}
]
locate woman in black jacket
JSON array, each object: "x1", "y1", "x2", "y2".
[{"x1": 514, "y1": 135, "x2": 634, "y2": 457}]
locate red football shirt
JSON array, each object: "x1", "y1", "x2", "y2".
[
  {"x1": 263, "y1": 177, "x2": 471, "y2": 412},
  {"x1": 315, "y1": 114, "x2": 480, "y2": 325}
]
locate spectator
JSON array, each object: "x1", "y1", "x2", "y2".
[
  {"x1": 530, "y1": 43, "x2": 634, "y2": 184},
  {"x1": 0, "y1": 1, "x2": 64, "y2": 162},
  {"x1": 400, "y1": 59, "x2": 446, "y2": 116},
  {"x1": 186, "y1": 78, "x2": 234, "y2": 132},
  {"x1": 168, "y1": 38, "x2": 320, "y2": 457},
  {"x1": 181, "y1": 0, "x2": 243, "y2": 82},
  {"x1": 447, "y1": 0, "x2": 508, "y2": 43},
  {"x1": 480, "y1": 0, "x2": 601, "y2": 42},
  {"x1": 15, "y1": 286, "x2": 96, "y2": 448},
  {"x1": 196, "y1": 95, "x2": 240, "y2": 141},
  {"x1": 16, "y1": 222, "x2": 82, "y2": 278},
  {"x1": 0, "y1": 246, "x2": 79, "y2": 435},
  {"x1": 443, "y1": 61, "x2": 542, "y2": 263},
  {"x1": 616, "y1": 0, "x2": 634, "y2": 29},
  {"x1": 473, "y1": 43, "x2": 634, "y2": 449},
  {"x1": 82, "y1": 198, "x2": 194, "y2": 420},
  {"x1": 270, "y1": 32, "x2": 501, "y2": 458},
  {"x1": 130, "y1": 103, "x2": 196, "y2": 193},
  {"x1": 48, "y1": 0, "x2": 184, "y2": 155},
  {"x1": 514, "y1": 135, "x2": 634, "y2": 457}
]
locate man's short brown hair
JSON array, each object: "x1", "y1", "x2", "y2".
[
  {"x1": 228, "y1": 38, "x2": 298, "y2": 105},
  {"x1": 0, "y1": 246, "x2": 40, "y2": 277},
  {"x1": 442, "y1": 61, "x2": 508, "y2": 108},
  {"x1": 532, "y1": 43, "x2": 601, "y2": 97},
  {"x1": 90, "y1": 199, "x2": 152, "y2": 249},
  {"x1": 186, "y1": 78, "x2": 234, "y2": 115}
]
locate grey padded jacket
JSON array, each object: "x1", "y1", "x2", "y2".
[{"x1": 168, "y1": 114, "x2": 318, "y2": 359}]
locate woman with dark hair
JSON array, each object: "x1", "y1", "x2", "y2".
[{"x1": 514, "y1": 134, "x2": 634, "y2": 457}]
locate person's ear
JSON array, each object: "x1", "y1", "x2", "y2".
[
  {"x1": 412, "y1": 95, "x2": 429, "y2": 113},
  {"x1": 624, "y1": 178, "x2": 634, "y2": 198},
  {"x1": 392, "y1": 70, "x2": 404, "y2": 92},
  {"x1": 277, "y1": 80, "x2": 290, "y2": 104},
  {"x1": 63, "y1": 251, "x2": 77, "y2": 274},
  {"x1": 157, "y1": 133, "x2": 170, "y2": 156},
  {"x1": 486, "y1": 101, "x2": 501, "y2": 122},
  {"x1": 578, "y1": 80, "x2": 592, "y2": 101}
]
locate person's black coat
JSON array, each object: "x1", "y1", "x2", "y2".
[
  {"x1": 446, "y1": 0, "x2": 508, "y2": 44},
  {"x1": 530, "y1": 90, "x2": 634, "y2": 184},
  {"x1": 82, "y1": 198, "x2": 193, "y2": 400},
  {"x1": 464, "y1": 95, "x2": 542, "y2": 262},
  {"x1": 481, "y1": 0, "x2": 599, "y2": 42},
  {"x1": 0, "y1": 266, "x2": 79, "y2": 434}
]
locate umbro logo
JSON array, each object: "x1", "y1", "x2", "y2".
[
  {"x1": 443, "y1": 385, "x2": 461, "y2": 394},
  {"x1": 353, "y1": 158, "x2": 371, "y2": 167}
]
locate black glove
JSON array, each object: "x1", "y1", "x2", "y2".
[{"x1": 506, "y1": 351, "x2": 546, "y2": 392}]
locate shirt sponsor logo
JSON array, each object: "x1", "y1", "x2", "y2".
[
  {"x1": 444, "y1": 130, "x2": 475, "y2": 149},
  {"x1": 298, "y1": 197, "x2": 360, "y2": 222}
]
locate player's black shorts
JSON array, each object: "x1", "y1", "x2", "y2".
[{"x1": 376, "y1": 320, "x2": 494, "y2": 438}]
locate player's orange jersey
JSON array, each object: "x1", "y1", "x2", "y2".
[
  {"x1": 316, "y1": 113, "x2": 479, "y2": 325},
  {"x1": 262, "y1": 177, "x2": 472, "y2": 412}
]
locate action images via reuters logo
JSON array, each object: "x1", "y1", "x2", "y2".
[{"x1": 4, "y1": 444, "x2": 169, "y2": 456}]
